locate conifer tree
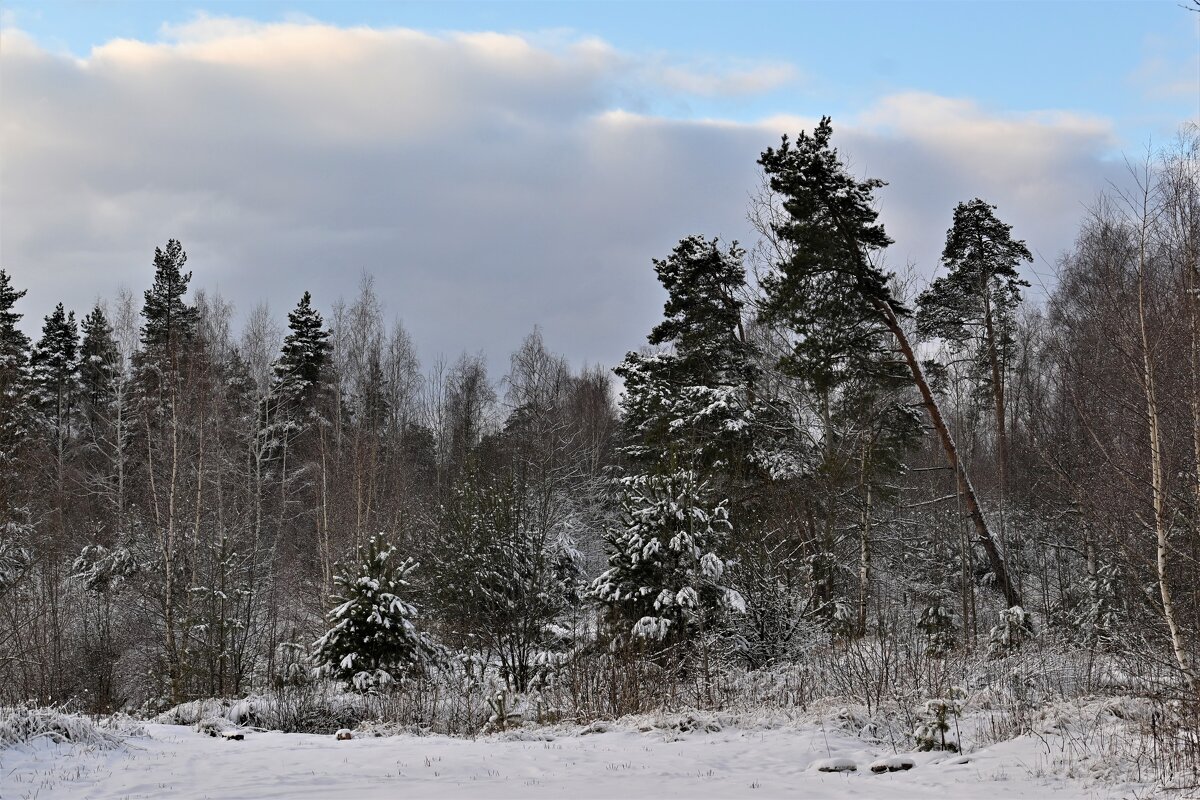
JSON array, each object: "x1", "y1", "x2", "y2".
[
  {"x1": 757, "y1": 122, "x2": 899, "y2": 395},
  {"x1": 139, "y1": 239, "x2": 197, "y2": 374},
  {"x1": 30, "y1": 303, "x2": 81, "y2": 442},
  {"x1": 430, "y1": 473, "x2": 581, "y2": 691},
  {"x1": 917, "y1": 199, "x2": 1031, "y2": 490},
  {"x1": 273, "y1": 291, "x2": 331, "y2": 414},
  {"x1": 0, "y1": 270, "x2": 32, "y2": 523},
  {"x1": 592, "y1": 470, "x2": 743, "y2": 643},
  {"x1": 313, "y1": 534, "x2": 442, "y2": 692},
  {"x1": 616, "y1": 236, "x2": 766, "y2": 479},
  {"x1": 79, "y1": 304, "x2": 121, "y2": 418},
  {"x1": 758, "y1": 118, "x2": 1022, "y2": 611}
]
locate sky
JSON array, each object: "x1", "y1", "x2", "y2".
[{"x1": 1, "y1": 0, "x2": 1197, "y2": 376}]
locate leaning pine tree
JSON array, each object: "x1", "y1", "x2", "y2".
[{"x1": 314, "y1": 534, "x2": 442, "y2": 692}]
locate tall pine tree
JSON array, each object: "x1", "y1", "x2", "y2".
[
  {"x1": 758, "y1": 117, "x2": 1022, "y2": 612},
  {"x1": 917, "y1": 198, "x2": 1032, "y2": 492},
  {"x1": 139, "y1": 239, "x2": 197, "y2": 380}
]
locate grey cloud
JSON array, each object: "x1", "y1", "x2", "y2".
[{"x1": 1, "y1": 22, "x2": 1124, "y2": 376}]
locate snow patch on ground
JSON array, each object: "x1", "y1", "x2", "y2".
[{"x1": 0, "y1": 716, "x2": 1132, "y2": 799}]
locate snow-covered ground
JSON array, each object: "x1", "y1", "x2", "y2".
[{"x1": 1, "y1": 718, "x2": 1130, "y2": 799}]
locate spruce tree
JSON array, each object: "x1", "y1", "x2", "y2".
[
  {"x1": 79, "y1": 304, "x2": 121, "y2": 417},
  {"x1": 313, "y1": 534, "x2": 442, "y2": 692},
  {"x1": 30, "y1": 303, "x2": 81, "y2": 442},
  {"x1": 273, "y1": 291, "x2": 331, "y2": 414}
]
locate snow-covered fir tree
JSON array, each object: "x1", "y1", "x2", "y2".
[
  {"x1": 592, "y1": 469, "x2": 743, "y2": 643},
  {"x1": 987, "y1": 605, "x2": 1029, "y2": 658},
  {"x1": 314, "y1": 534, "x2": 442, "y2": 692}
]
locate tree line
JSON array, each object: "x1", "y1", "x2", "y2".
[{"x1": 0, "y1": 119, "x2": 1196, "y2": 716}]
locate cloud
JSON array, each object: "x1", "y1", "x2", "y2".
[
  {"x1": 1129, "y1": 50, "x2": 1200, "y2": 104},
  {"x1": 0, "y1": 17, "x2": 1123, "y2": 375},
  {"x1": 654, "y1": 60, "x2": 800, "y2": 97}
]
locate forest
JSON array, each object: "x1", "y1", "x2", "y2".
[{"x1": 1, "y1": 118, "x2": 1198, "y2": 779}]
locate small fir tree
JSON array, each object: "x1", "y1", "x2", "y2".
[
  {"x1": 314, "y1": 534, "x2": 441, "y2": 692},
  {"x1": 917, "y1": 597, "x2": 958, "y2": 658},
  {"x1": 914, "y1": 688, "x2": 966, "y2": 752},
  {"x1": 1072, "y1": 562, "x2": 1121, "y2": 648},
  {"x1": 987, "y1": 605, "x2": 1029, "y2": 658},
  {"x1": 592, "y1": 470, "x2": 744, "y2": 643}
]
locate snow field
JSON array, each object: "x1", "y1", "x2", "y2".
[{"x1": 1, "y1": 719, "x2": 1121, "y2": 800}]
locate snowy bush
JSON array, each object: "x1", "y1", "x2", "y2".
[
  {"x1": 988, "y1": 606, "x2": 1030, "y2": 658},
  {"x1": 913, "y1": 688, "x2": 966, "y2": 752},
  {"x1": 0, "y1": 704, "x2": 125, "y2": 749},
  {"x1": 72, "y1": 543, "x2": 140, "y2": 593}
]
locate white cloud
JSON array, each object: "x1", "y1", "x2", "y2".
[
  {"x1": 655, "y1": 60, "x2": 799, "y2": 97},
  {"x1": 0, "y1": 17, "x2": 1123, "y2": 371}
]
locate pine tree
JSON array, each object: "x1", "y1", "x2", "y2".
[
  {"x1": 917, "y1": 199, "x2": 1031, "y2": 490},
  {"x1": 757, "y1": 121, "x2": 899, "y2": 395},
  {"x1": 313, "y1": 534, "x2": 442, "y2": 692},
  {"x1": 591, "y1": 470, "x2": 743, "y2": 643},
  {"x1": 758, "y1": 118, "x2": 1023, "y2": 612},
  {"x1": 0, "y1": 270, "x2": 32, "y2": 523},
  {"x1": 139, "y1": 239, "x2": 197, "y2": 373},
  {"x1": 30, "y1": 303, "x2": 81, "y2": 442},
  {"x1": 272, "y1": 291, "x2": 331, "y2": 414}
]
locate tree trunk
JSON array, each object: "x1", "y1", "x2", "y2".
[
  {"x1": 873, "y1": 298, "x2": 1023, "y2": 611},
  {"x1": 1135, "y1": 213, "x2": 1196, "y2": 691},
  {"x1": 857, "y1": 437, "x2": 872, "y2": 637}
]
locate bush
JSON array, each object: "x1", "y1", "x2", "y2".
[{"x1": 0, "y1": 704, "x2": 125, "y2": 749}]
